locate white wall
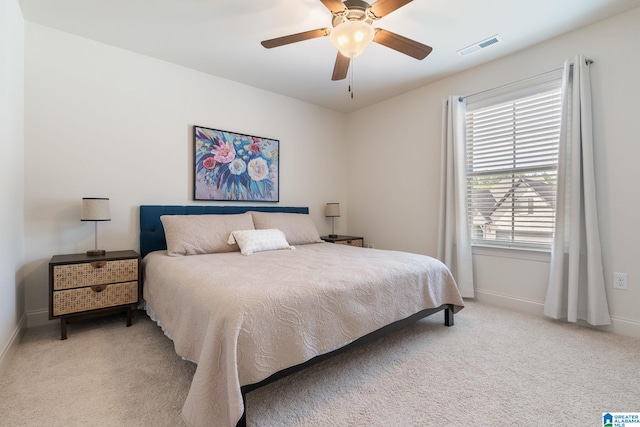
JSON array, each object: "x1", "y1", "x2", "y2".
[
  {"x1": 0, "y1": 0, "x2": 26, "y2": 374},
  {"x1": 23, "y1": 24, "x2": 349, "y2": 325},
  {"x1": 347, "y1": 7, "x2": 640, "y2": 337}
]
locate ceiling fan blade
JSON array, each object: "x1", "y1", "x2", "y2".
[
  {"x1": 369, "y1": 0, "x2": 413, "y2": 19},
  {"x1": 320, "y1": 0, "x2": 347, "y2": 13},
  {"x1": 332, "y1": 52, "x2": 350, "y2": 81},
  {"x1": 261, "y1": 28, "x2": 329, "y2": 49},
  {"x1": 373, "y1": 28, "x2": 432, "y2": 60}
]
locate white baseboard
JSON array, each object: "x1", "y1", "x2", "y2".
[
  {"x1": 26, "y1": 308, "x2": 54, "y2": 328},
  {"x1": 0, "y1": 313, "x2": 27, "y2": 378},
  {"x1": 473, "y1": 288, "x2": 545, "y2": 316},
  {"x1": 599, "y1": 316, "x2": 640, "y2": 339},
  {"x1": 473, "y1": 288, "x2": 640, "y2": 339}
]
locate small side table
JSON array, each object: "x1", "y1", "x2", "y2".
[
  {"x1": 49, "y1": 250, "x2": 141, "y2": 340},
  {"x1": 321, "y1": 235, "x2": 364, "y2": 247}
]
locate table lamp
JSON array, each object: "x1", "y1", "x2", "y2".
[
  {"x1": 81, "y1": 197, "x2": 110, "y2": 256},
  {"x1": 325, "y1": 202, "x2": 340, "y2": 238}
]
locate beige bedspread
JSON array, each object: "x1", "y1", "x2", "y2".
[{"x1": 143, "y1": 242, "x2": 464, "y2": 427}]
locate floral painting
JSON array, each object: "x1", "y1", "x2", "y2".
[{"x1": 194, "y1": 126, "x2": 279, "y2": 201}]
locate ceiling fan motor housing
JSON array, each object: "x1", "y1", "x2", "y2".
[{"x1": 331, "y1": 0, "x2": 375, "y2": 27}]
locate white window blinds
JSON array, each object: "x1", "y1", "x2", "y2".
[{"x1": 465, "y1": 75, "x2": 562, "y2": 249}]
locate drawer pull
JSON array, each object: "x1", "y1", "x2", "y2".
[
  {"x1": 91, "y1": 285, "x2": 107, "y2": 293},
  {"x1": 90, "y1": 261, "x2": 107, "y2": 269}
]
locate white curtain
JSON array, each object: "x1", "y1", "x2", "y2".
[
  {"x1": 543, "y1": 54, "x2": 611, "y2": 325},
  {"x1": 438, "y1": 96, "x2": 474, "y2": 298}
]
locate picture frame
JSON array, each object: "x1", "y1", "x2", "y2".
[{"x1": 194, "y1": 126, "x2": 279, "y2": 202}]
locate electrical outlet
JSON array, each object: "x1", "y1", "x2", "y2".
[{"x1": 613, "y1": 272, "x2": 628, "y2": 290}]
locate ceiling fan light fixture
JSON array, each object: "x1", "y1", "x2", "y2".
[{"x1": 330, "y1": 19, "x2": 374, "y2": 58}]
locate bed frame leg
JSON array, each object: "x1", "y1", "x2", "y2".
[{"x1": 444, "y1": 305, "x2": 454, "y2": 327}]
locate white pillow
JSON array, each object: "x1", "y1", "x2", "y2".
[
  {"x1": 161, "y1": 213, "x2": 255, "y2": 256},
  {"x1": 227, "y1": 229, "x2": 294, "y2": 256}
]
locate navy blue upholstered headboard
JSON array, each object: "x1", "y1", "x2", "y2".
[{"x1": 139, "y1": 205, "x2": 309, "y2": 258}]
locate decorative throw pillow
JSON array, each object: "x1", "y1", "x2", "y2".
[
  {"x1": 161, "y1": 213, "x2": 254, "y2": 256},
  {"x1": 250, "y1": 212, "x2": 323, "y2": 245},
  {"x1": 227, "y1": 229, "x2": 294, "y2": 255}
]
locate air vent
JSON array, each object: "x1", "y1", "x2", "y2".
[{"x1": 457, "y1": 35, "x2": 503, "y2": 57}]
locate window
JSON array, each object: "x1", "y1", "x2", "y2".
[{"x1": 465, "y1": 73, "x2": 562, "y2": 249}]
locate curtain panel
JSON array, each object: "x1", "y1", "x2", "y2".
[
  {"x1": 543, "y1": 54, "x2": 611, "y2": 325},
  {"x1": 438, "y1": 96, "x2": 475, "y2": 298}
]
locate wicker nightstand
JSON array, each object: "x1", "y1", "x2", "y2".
[
  {"x1": 49, "y1": 250, "x2": 141, "y2": 340},
  {"x1": 321, "y1": 235, "x2": 364, "y2": 247}
]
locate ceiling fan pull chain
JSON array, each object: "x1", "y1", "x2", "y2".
[{"x1": 349, "y1": 58, "x2": 354, "y2": 99}]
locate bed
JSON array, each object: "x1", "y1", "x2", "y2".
[{"x1": 139, "y1": 205, "x2": 464, "y2": 427}]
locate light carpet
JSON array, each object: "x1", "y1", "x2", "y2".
[{"x1": 1, "y1": 301, "x2": 638, "y2": 426}]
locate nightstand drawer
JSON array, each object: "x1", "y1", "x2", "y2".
[
  {"x1": 321, "y1": 235, "x2": 364, "y2": 247},
  {"x1": 52, "y1": 281, "x2": 138, "y2": 316},
  {"x1": 53, "y1": 258, "x2": 138, "y2": 290},
  {"x1": 334, "y1": 239, "x2": 363, "y2": 247}
]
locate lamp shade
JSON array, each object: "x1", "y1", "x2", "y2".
[
  {"x1": 325, "y1": 202, "x2": 341, "y2": 218},
  {"x1": 329, "y1": 20, "x2": 375, "y2": 58},
  {"x1": 81, "y1": 198, "x2": 111, "y2": 221}
]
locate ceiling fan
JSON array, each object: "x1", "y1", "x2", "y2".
[{"x1": 261, "y1": 0, "x2": 433, "y2": 81}]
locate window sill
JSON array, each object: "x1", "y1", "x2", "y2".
[{"x1": 471, "y1": 244, "x2": 551, "y2": 262}]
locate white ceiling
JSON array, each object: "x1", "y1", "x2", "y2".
[{"x1": 18, "y1": 0, "x2": 640, "y2": 113}]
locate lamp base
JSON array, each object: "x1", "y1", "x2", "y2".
[
  {"x1": 86, "y1": 249, "x2": 106, "y2": 257},
  {"x1": 328, "y1": 234, "x2": 338, "y2": 238}
]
